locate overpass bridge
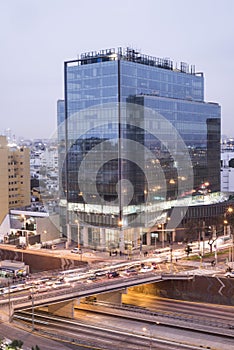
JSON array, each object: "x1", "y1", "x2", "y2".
[{"x1": 0, "y1": 272, "x2": 194, "y2": 322}]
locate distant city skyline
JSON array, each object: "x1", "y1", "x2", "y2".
[{"x1": 1, "y1": 0, "x2": 234, "y2": 139}]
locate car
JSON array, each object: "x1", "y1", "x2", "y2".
[
  {"x1": 16, "y1": 244, "x2": 26, "y2": 250},
  {"x1": 151, "y1": 262, "x2": 158, "y2": 269},
  {"x1": 140, "y1": 266, "x2": 154, "y2": 273},
  {"x1": 225, "y1": 271, "x2": 234, "y2": 278},
  {"x1": 36, "y1": 285, "x2": 51, "y2": 293},
  {"x1": 122, "y1": 269, "x2": 138, "y2": 276},
  {"x1": 107, "y1": 271, "x2": 119, "y2": 279},
  {"x1": 71, "y1": 248, "x2": 82, "y2": 254},
  {"x1": 86, "y1": 274, "x2": 97, "y2": 283},
  {"x1": 52, "y1": 281, "x2": 70, "y2": 288},
  {"x1": 93, "y1": 269, "x2": 108, "y2": 277}
]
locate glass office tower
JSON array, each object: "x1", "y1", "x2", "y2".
[{"x1": 58, "y1": 48, "x2": 220, "y2": 251}]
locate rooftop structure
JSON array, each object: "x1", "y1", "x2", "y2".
[{"x1": 68, "y1": 47, "x2": 198, "y2": 76}]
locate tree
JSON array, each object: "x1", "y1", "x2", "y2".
[
  {"x1": 0, "y1": 339, "x2": 41, "y2": 350},
  {"x1": 11, "y1": 340, "x2": 23, "y2": 349},
  {"x1": 4, "y1": 339, "x2": 23, "y2": 349},
  {"x1": 183, "y1": 219, "x2": 202, "y2": 243}
]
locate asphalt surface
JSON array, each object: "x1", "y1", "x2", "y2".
[{"x1": 0, "y1": 322, "x2": 91, "y2": 350}]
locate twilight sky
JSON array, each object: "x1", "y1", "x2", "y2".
[{"x1": 1, "y1": 0, "x2": 234, "y2": 140}]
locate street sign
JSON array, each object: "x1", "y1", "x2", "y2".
[{"x1": 151, "y1": 233, "x2": 158, "y2": 238}]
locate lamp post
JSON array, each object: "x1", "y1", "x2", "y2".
[
  {"x1": 169, "y1": 228, "x2": 174, "y2": 273},
  {"x1": 142, "y1": 327, "x2": 152, "y2": 350},
  {"x1": 8, "y1": 279, "x2": 11, "y2": 322},
  {"x1": 75, "y1": 219, "x2": 80, "y2": 249},
  {"x1": 223, "y1": 219, "x2": 228, "y2": 236},
  {"x1": 43, "y1": 230, "x2": 47, "y2": 246},
  {"x1": 30, "y1": 284, "x2": 35, "y2": 331},
  {"x1": 21, "y1": 214, "x2": 28, "y2": 246},
  {"x1": 75, "y1": 218, "x2": 82, "y2": 260},
  {"x1": 118, "y1": 219, "x2": 124, "y2": 255},
  {"x1": 232, "y1": 233, "x2": 234, "y2": 264},
  {"x1": 224, "y1": 206, "x2": 234, "y2": 265},
  {"x1": 142, "y1": 323, "x2": 159, "y2": 349},
  {"x1": 162, "y1": 223, "x2": 165, "y2": 248}
]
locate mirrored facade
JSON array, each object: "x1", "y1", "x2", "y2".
[{"x1": 58, "y1": 48, "x2": 220, "y2": 250}]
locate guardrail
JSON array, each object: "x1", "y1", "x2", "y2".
[
  {"x1": 80, "y1": 300, "x2": 234, "y2": 334},
  {"x1": 161, "y1": 272, "x2": 194, "y2": 280},
  {"x1": 1, "y1": 272, "x2": 194, "y2": 312}
]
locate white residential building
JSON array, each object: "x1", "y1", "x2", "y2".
[{"x1": 221, "y1": 151, "x2": 234, "y2": 192}]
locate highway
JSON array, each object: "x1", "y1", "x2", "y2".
[
  {"x1": 0, "y1": 322, "x2": 77, "y2": 350},
  {"x1": 14, "y1": 302, "x2": 234, "y2": 350},
  {"x1": 1, "y1": 243, "x2": 234, "y2": 349},
  {"x1": 11, "y1": 282, "x2": 234, "y2": 349},
  {"x1": 122, "y1": 293, "x2": 234, "y2": 327},
  {"x1": 76, "y1": 293, "x2": 234, "y2": 338}
]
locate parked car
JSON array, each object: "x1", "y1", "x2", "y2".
[
  {"x1": 224, "y1": 271, "x2": 234, "y2": 278},
  {"x1": 16, "y1": 244, "x2": 26, "y2": 250},
  {"x1": 71, "y1": 248, "x2": 82, "y2": 254}
]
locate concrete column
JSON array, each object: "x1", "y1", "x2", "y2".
[
  {"x1": 119, "y1": 228, "x2": 125, "y2": 253},
  {"x1": 74, "y1": 298, "x2": 81, "y2": 307},
  {"x1": 158, "y1": 223, "x2": 165, "y2": 247},
  {"x1": 172, "y1": 229, "x2": 176, "y2": 242},
  {"x1": 83, "y1": 226, "x2": 89, "y2": 247},
  {"x1": 132, "y1": 228, "x2": 139, "y2": 249},
  {"x1": 66, "y1": 223, "x2": 71, "y2": 245},
  {"x1": 96, "y1": 290, "x2": 126, "y2": 305},
  {"x1": 202, "y1": 221, "x2": 205, "y2": 239},
  {"x1": 212, "y1": 225, "x2": 217, "y2": 238},
  {"x1": 48, "y1": 300, "x2": 74, "y2": 319},
  {"x1": 0, "y1": 301, "x2": 13, "y2": 322},
  {"x1": 146, "y1": 231, "x2": 151, "y2": 246},
  {"x1": 100, "y1": 228, "x2": 106, "y2": 250}
]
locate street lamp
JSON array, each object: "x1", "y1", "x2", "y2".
[
  {"x1": 224, "y1": 206, "x2": 234, "y2": 264},
  {"x1": 75, "y1": 219, "x2": 80, "y2": 247},
  {"x1": 142, "y1": 323, "x2": 159, "y2": 349},
  {"x1": 75, "y1": 218, "x2": 82, "y2": 261},
  {"x1": 162, "y1": 223, "x2": 166, "y2": 249},
  {"x1": 224, "y1": 207, "x2": 232, "y2": 236},
  {"x1": 223, "y1": 219, "x2": 228, "y2": 236},
  {"x1": 30, "y1": 284, "x2": 35, "y2": 331},
  {"x1": 7, "y1": 279, "x2": 12, "y2": 322},
  {"x1": 118, "y1": 219, "x2": 124, "y2": 255},
  {"x1": 232, "y1": 234, "x2": 234, "y2": 264},
  {"x1": 21, "y1": 214, "x2": 29, "y2": 247},
  {"x1": 142, "y1": 327, "x2": 152, "y2": 350}
]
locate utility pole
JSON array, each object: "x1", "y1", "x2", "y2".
[
  {"x1": 31, "y1": 285, "x2": 35, "y2": 331},
  {"x1": 8, "y1": 279, "x2": 11, "y2": 322}
]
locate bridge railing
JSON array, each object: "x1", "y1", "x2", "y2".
[{"x1": 1, "y1": 271, "x2": 194, "y2": 311}]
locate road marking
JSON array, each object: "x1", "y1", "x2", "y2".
[{"x1": 216, "y1": 276, "x2": 225, "y2": 296}]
